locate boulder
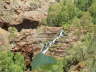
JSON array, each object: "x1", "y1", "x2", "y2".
[{"x1": 0, "y1": 28, "x2": 9, "y2": 45}]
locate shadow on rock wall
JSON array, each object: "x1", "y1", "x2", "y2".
[{"x1": 2, "y1": 19, "x2": 39, "y2": 31}]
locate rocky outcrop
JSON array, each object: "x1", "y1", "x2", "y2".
[
  {"x1": 11, "y1": 26, "x2": 63, "y2": 70},
  {"x1": 12, "y1": 26, "x2": 80, "y2": 57},
  {"x1": 11, "y1": 26, "x2": 84, "y2": 70},
  {"x1": 12, "y1": 26, "x2": 63, "y2": 54},
  {"x1": 0, "y1": 0, "x2": 58, "y2": 28}
]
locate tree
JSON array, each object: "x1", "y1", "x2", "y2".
[
  {"x1": 75, "y1": 0, "x2": 93, "y2": 11},
  {"x1": 80, "y1": 12, "x2": 93, "y2": 26},
  {"x1": 47, "y1": 2, "x2": 62, "y2": 26},
  {"x1": 47, "y1": 1, "x2": 81, "y2": 26},
  {"x1": 0, "y1": 51, "x2": 25, "y2": 72},
  {"x1": 89, "y1": 2, "x2": 96, "y2": 24}
]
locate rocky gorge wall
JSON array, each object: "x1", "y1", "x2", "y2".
[
  {"x1": 0, "y1": 0, "x2": 59, "y2": 30},
  {"x1": 12, "y1": 26, "x2": 80, "y2": 57},
  {"x1": 0, "y1": 26, "x2": 84, "y2": 70},
  {"x1": 0, "y1": 0, "x2": 82, "y2": 70},
  {"x1": 10, "y1": 26, "x2": 82, "y2": 70}
]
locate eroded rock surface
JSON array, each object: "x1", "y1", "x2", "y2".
[
  {"x1": 11, "y1": 26, "x2": 63, "y2": 70},
  {"x1": 0, "y1": 0, "x2": 58, "y2": 28},
  {"x1": 0, "y1": 28, "x2": 9, "y2": 45},
  {"x1": 13, "y1": 26, "x2": 63, "y2": 55}
]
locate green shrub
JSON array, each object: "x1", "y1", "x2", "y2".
[
  {"x1": 75, "y1": 0, "x2": 93, "y2": 11},
  {"x1": 0, "y1": 51, "x2": 25, "y2": 72},
  {"x1": 62, "y1": 32, "x2": 96, "y2": 72},
  {"x1": 89, "y1": 2, "x2": 96, "y2": 24},
  {"x1": 47, "y1": 1, "x2": 81, "y2": 26},
  {"x1": 68, "y1": 11, "x2": 93, "y2": 27},
  {"x1": 79, "y1": 12, "x2": 93, "y2": 26},
  {"x1": 47, "y1": 2, "x2": 62, "y2": 26}
]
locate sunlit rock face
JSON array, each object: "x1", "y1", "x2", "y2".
[
  {"x1": 12, "y1": 26, "x2": 63, "y2": 55},
  {"x1": 0, "y1": 0, "x2": 58, "y2": 27},
  {"x1": 0, "y1": 28, "x2": 9, "y2": 46},
  {"x1": 11, "y1": 26, "x2": 63, "y2": 70}
]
